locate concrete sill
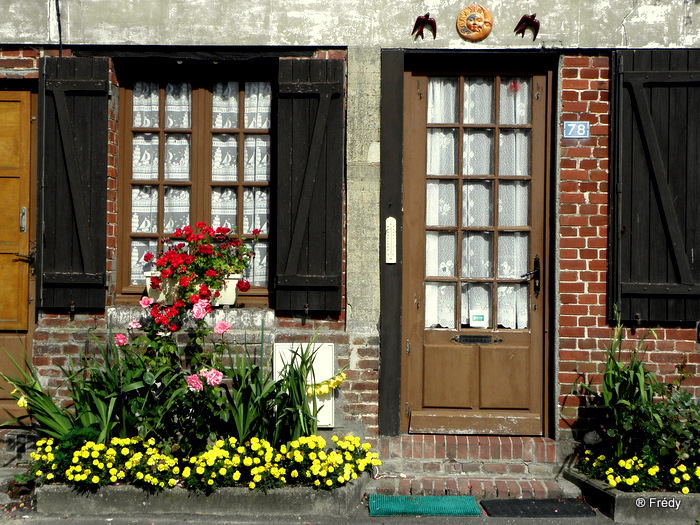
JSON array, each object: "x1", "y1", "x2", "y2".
[
  {"x1": 35, "y1": 475, "x2": 368, "y2": 518},
  {"x1": 564, "y1": 468, "x2": 700, "y2": 525}
]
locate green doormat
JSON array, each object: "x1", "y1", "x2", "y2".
[
  {"x1": 480, "y1": 498, "x2": 596, "y2": 517},
  {"x1": 368, "y1": 493, "x2": 481, "y2": 516}
]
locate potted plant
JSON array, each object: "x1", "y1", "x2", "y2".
[{"x1": 144, "y1": 222, "x2": 258, "y2": 308}]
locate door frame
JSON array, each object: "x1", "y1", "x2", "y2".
[{"x1": 379, "y1": 50, "x2": 558, "y2": 437}]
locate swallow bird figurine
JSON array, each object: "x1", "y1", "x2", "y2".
[
  {"x1": 412, "y1": 13, "x2": 437, "y2": 40},
  {"x1": 514, "y1": 13, "x2": 540, "y2": 41}
]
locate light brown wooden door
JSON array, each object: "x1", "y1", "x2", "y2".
[
  {"x1": 401, "y1": 72, "x2": 550, "y2": 435},
  {"x1": 0, "y1": 91, "x2": 34, "y2": 423}
]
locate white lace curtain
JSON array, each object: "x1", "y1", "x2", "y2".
[{"x1": 424, "y1": 77, "x2": 531, "y2": 330}]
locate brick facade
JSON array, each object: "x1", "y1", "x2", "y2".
[
  {"x1": 2, "y1": 46, "x2": 700, "y2": 495},
  {"x1": 557, "y1": 54, "x2": 700, "y2": 443}
]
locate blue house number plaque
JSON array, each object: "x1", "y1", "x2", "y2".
[{"x1": 563, "y1": 121, "x2": 590, "y2": 139}]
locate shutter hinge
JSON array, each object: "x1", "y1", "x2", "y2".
[
  {"x1": 406, "y1": 339, "x2": 411, "y2": 355},
  {"x1": 405, "y1": 402, "x2": 410, "y2": 418}
]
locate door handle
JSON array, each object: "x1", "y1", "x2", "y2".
[
  {"x1": 13, "y1": 252, "x2": 34, "y2": 264},
  {"x1": 520, "y1": 254, "x2": 540, "y2": 298}
]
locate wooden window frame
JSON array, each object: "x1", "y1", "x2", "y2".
[{"x1": 115, "y1": 61, "x2": 274, "y2": 307}]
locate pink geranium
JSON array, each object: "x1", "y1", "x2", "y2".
[
  {"x1": 203, "y1": 368, "x2": 223, "y2": 387},
  {"x1": 127, "y1": 319, "x2": 142, "y2": 330},
  {"x1": 214, "y1": 321, "x2": 231, "y2": 335},
  {"x1": 186, "y1": 374, "x2": 203, "y2": 392},
  {"x1": 139, "y1": 296, "x2": 154, "y2": 309},
  {"x1": 114, "y1": 334, "x2": 127, "y2": 347}
]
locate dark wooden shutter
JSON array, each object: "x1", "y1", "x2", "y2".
[
  {"x1": 37, "y1": 57, "x2": 109, "y2": 310},
  {"x1": 609, "y1": 50, "x2": 700, "y2": 323},
  {"x1": 275, "y1": 59, "x2": 345, "y2": 312}
]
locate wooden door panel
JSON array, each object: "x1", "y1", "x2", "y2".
[
  {"x1": 480, "y1": 346, "x2": 529, "y2": 409},
  {"x1": 423, "y1": 344, "x2": 478, "y2": 408},
  {"x1": 0, "y1": 92, "x2": 30, "y2": 331}
]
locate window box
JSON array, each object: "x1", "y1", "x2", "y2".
[{"x1": 145, "y1": 271, "x2": 242, "y2": 306}]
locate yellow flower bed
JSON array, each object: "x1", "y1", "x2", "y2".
[
  {"x1": 579, "y1": 449, "x2": 700, "y2": 494},
  {"x1": 30, "y1": 434, "x2": 380, "y2": 494}
]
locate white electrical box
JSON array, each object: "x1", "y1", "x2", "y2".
[{"x1": 273, "y1": 343, "x2": 335, "y2": 428}]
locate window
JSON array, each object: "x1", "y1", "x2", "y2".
[
  {"x1": 116, "y1": 57, "x2": 345, "y2": 312},
  {"x1": 118, "y1": 62, "x2": 273, "y2": 305}
]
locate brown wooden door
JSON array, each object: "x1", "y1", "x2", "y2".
[
  {"x1": 0, "y1": 91, "x2": 35, "y2": 423},
  {"x1": 401, "y1": 71, "x2": 550, "y2": 435}
]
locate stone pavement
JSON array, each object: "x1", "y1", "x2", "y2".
[{"x1": 0, "y1": 467, "x2": 620, "y2": 525}]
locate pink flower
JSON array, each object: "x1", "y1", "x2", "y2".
[
  {"x1": 214, "y1": 321, "x2": 231, "y2": 335},
  {"x1": 203, "y1": 368, "x2": 223, "y2": 387},
  {"x1": 127, "y1": 320, "x2": 142, "y2": 330},
  {"x1": 186, "y1": 374, "x2": 203, "y2": 392},
  {"x1": 191, "y1": 299, "x2": 211, "y2": 320},
  {"x1": 139, "y1": 296, "x2": 154, "y2": 309},
  {"x1": 114, "y1": 334, "x2": 127, "y2": 347}
]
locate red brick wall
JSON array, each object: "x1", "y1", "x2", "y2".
[{"x1": 557, "y1": 54, "x2": 700, "y2": 441}]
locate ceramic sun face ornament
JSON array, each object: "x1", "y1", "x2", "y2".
[{"x1": 457, "y1": 4, "x2": 493, "y2": 41}]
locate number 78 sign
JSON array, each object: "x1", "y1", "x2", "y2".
[{"x1": 563, "y1": 121, "x2": 590, "y2": 139}]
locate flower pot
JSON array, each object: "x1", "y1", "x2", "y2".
[{"x1": 145, "y1": 272, "x2": 241, "y2": 306}]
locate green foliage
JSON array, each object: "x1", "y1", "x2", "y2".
[
  {"x1": 2, "y1": 301, "x2": 342, "y2": 461},
  {"x1": 577, "y1": 306, "x2": 700, "y2": 493},
  {"x1": 0, "y1": 350, "x2": 75, "y2": 438},
  {"x1": 273, "y1": 341, "x2": 319, "y2": 445}
]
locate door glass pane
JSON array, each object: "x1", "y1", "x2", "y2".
[
  {"x1": 131, "y1": 186, "x2": 158, "y2": 233},
  {"x1": 164, "y1": 134, "x2": 190, "y2": 180},
  {"x1": 462, "y1": 232, "x2": 493, "y2": 278},
  {"x1": 163, "y1": 187, "x2": 190, "y2": 232},
  {"x1": 497, "y1": 232, "x2": 529, "y2": 278},
  {"x1": 499, "y1": 78, "x2": 530, "y2": 125},
  {"x1": 245, "y1": 82, "x2": 271, "y2": 129},
  {"x1": 463, "y1": 180, "x2": 492, "y2": 226},
  {"x1": 461, "y1": 283, "x2": 492, "y2": 328},
  {"x1": 463, "y1": 77, "x2": 494, "y2": 124},
  {"x1": 425, "y1": 282, "x2": 456, "y2": 329},
  {"x1": 212, "y1": 135, "x2": 238, "y2": 181},
  {"x1": 427, "y1": 78, "x2": 458, "y2": 124},
  {"x1": 463, "y1": 130, "x2": 493, "y2": 176},
  {"x1": 499, "y1": 181, "x2": 529, "y2": 226},
  {"x1": 165, "y1": 83, "x2": 191, "y2": 129},
  {"x1": 130, "y1": 239, "x2": 158, "y2": 286},
  {"x1": 243, "y1": 187, "x2": 270, "y2": 234},
  {"x1": 213, "y1": 82, "x2": 239, "y2": 128},
  {"x1": 426, "y1": 180, "x2": 457, "y2": 227},
  {"x1": 499, "y1": 130, "x2": 530, "y2": 176},
  {"x1": 133, "y1": 82, "x2": 159, "y2": 128},
  {"x1": 211, "y1": 187, "x2": 237, "y2": 230},
  {"x1": 243, "y1": 135, "x2": 271, "y2": 181},
  {"x1": 132, "y1": 134, "x2": 159, "y2": 180},
  {"x1": 498, "y1": 283, "x2": 528, "y2": 329},
  {"x1": 426, "y1": 232, "x2": 456, "y2": 277},
  {"x1": 427, "y1": 129, "x2": 457, "y2": 175}
]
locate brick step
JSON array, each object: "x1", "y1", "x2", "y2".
[{"x1": 367, "y1": 474, "x2": 579, "y2": 499}]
